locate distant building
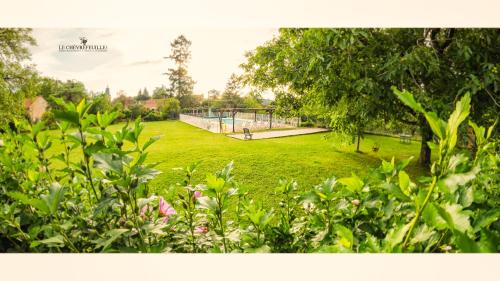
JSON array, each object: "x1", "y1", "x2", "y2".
[
  {"x1": 141, "y1": 99, "x2": 159, "y2": 110},
  {"x1": 24, "y1": 96, "x2": 48, "y2": 122}
]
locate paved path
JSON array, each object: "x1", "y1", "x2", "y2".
[{"x1": 227, "y1": 128, "x2": 329, "y2": 140}]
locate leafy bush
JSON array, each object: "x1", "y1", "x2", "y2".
[
  {"x1": 127, "y1": 103, "x2": 148, "y2": 120},
  {"x1": 300, "y1": 120, "x2": 315, "y2": 128},
  {"x1": 40, "y1": 111, "x2": 57, "y2": 130},
  {"x1": 0, "y1": 91, "x2": 497, "y2": 253},
  {"x1": 158, "y1": 98, "x2": 180, "y2": 119},
  {"x1": 144, "y1": 110, "x2": 163, "y2": 121}
]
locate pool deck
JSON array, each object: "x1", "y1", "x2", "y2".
[{"x1": 227, "y1": 128, "x2": 329, "y2": 140}]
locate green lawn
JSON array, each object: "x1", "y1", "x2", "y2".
[{"x1": 49, "y1": 120, "x2": 427, "y2": 206}]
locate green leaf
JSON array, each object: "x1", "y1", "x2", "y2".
[
  {"x1": 84, "y1": 140, "x2": 106, "y2": 155},
  {"x1": 477, "y1": 230, "x2": 498, "y2": 253},
  {"x1": 447, "y1": 154, "x2": 469, "y2": 173},
  {"x1": 446, "y1": 93, "x2": 471, "y2": 150},
  {"x1": 206, "y1": 174, "x2": 226, "y2": 192},
  {"x1": 142, "y1": 136, "x2": 160, "y2": 151},
  {"x1": 383, "y1": 182, "x2": 410, "y2": 201},
  {"x1": 338, "y1": 174, "x2": 363, "y2": 193},
  {"x1": 245, "y1": 245, "x2": 272, "y2": 253},
  {"x1": 7, "y1": 192, "x2": 50, "y2": 214},
  {"x1": 473, "y1": 209, "x2": 500, "y2": 233},
  {"x1": 398, "y1": 171, "x2": 411, "y2": 196},
  {"x1": 93, "y1": 153, "x2": 123, "y2": 174},
  {"x1": 94, "y1": 229, "x2": 129, "y2": 251},
  {"x1": 381, "y1": 159, "x2": 394, "y2": 175},
  {"x1": 300, "y1": 190, "x2": 320, "y2": 204},
  {"x1": 454, "y1": 231, "x2": 480, "y2": 253},
  {"x1": 197, "y1": 196, "x2": 218, "y2": 212},
  {"x1": 468, "y1": 120, "x2": 485, "y2": 146},
  {"x1": 40, "y1": 183, "x2": 66, "y2": 215},
  {"x1": 422, "y1": 203, "x2": 447, "y2": 230},
  {"x1": 362, "y1": 234, "x2": 382, "y2": 252},
  {"x1": 410, "y1": 224, "x2": 435, "y2": 245},
  {"x1": 333, "y1": 224, "x2": 354, "y2": 249},
  {"x1": 54, "y1": 110, "x2": 79, "y2": 125},
  {"x1": 137, "y1": 196, "x2": 158, "y2": 209},
  {"x1": 384, "y1": 221, "x2": 411, "y2": 250},
  {"x1": 424, "y1": 111, "x2": 446, "y2": 140},
  {"x1": 316, "y1": 244, "x2": 353, "y2": 253},
  {"x1": 392, "y1": 87, "x2": 425, "y2": 113},
  {"x1": 460, "y1": 186, "x2": 474, "y2": 208},
  {"x1": 396, "y1": 157, "x2": 413, "y2": 171},
  {"x1": 440, "y1": 166, "x2": 480, "y2": 194},
  {"x1": 435, "y1": 203, "x2": 472, "y2": 233},
  {"x1": 31, "y1": 121, "x2": 45, "y2": 136},
  {"x1": 76, "y1": 99, "x2": 86, "y2": 115},
  {"x1": 486, "y1": 119, "x2": 497, "y2": 139},
  {"x1": 31, "y1": 235, "x2": 65, "y2": 248},
  {"x1": 447, "y1": 93, "x2": 471, "y2": 135}
]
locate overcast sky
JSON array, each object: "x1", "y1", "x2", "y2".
[{"x1": 29, "y1": 28, "x2": 277, "y2": 99}]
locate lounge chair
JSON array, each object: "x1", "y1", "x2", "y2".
[{"x1": 243, "y1": 128, "x2": 253, "y2": 140}]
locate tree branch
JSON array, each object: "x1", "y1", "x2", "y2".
[{"x1": 485, "y1": 88, "x2": 500, "y2": 108}]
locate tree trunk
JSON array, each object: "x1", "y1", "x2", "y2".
[
  {"x1": 418, "y1": 117, "x2": 432, "y2": 167},
  {"x1": 356, "y1": 133, "x2": 361, "y2": 152},
  {"x1": 466, "y1": 126, "x2": 477, "y2": 158}
]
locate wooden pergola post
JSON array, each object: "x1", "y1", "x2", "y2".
[
  {"x1": 269, "y1": 110, "x2": 273, "y2": 129},
  {"x1": 218, "y1": 109, "x2": 223, "y2": 133},
  {"x1": 232, "y1": 110, "x2": 236, "y2": 133}
]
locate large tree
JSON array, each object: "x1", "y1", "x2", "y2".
[
  {"x1": 36, "y1": 77, "x2": 88, "y2": 113},
  {"x1": 242, "y1": 28, "x2": 500, "y2": 166},
  {"x1": 152, "y1": 85, "x2": 172, "y2": 99},
  {"x1": 220, "y1": 73, "x2": 244, "y2": 108},
  {"x1": 164, "y1": 35, "x2": 195, "y2": 108},
  {"x1": 380, "y1": 29, "x2": 499, "y2": 164},
  {"x1": 242, "y1": 29, "x2": 383, "y2": 152},
  {"x1": 89, "y1": 91, "x2": 112, "y2": 114},
  {"x1": 0, "y1": 28, "x2": 37, "y2": 127},
  {"x1": 135, "y1": 87, "x2": 150, "y2": 101}
]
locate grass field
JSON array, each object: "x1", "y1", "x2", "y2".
[{"x1": 49, "y1": 120, "x2": 428, "y2": 206}]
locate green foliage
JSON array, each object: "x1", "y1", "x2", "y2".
[
  {"x1": 0, "y1": 91, "x2": 497, "y2": 252},
  {"x1": 242, "y1": 28, "x2": 500, "y2": 164},
  {"x1": 158, "y1": 98, "x2": 180, "y2": 119},
  {"x1": 152, "y1": 85, "x2": 172, "y2": 99},
  {"x1": 219, "y1": 73, "x2": 244, "y2": 108},
  {"x1": 0, "y1": 28, "x2": 37, "y2": 127},
  {"x1": 135, "y1": 88, "x2": 151, "y2": 101},
  {"x1": 165, "y1": 35, "x2": 195, "y2": 108}
]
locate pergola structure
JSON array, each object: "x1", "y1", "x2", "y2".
[{"x1": 183, "y1": 107, "x2": 278, "y2": 133}]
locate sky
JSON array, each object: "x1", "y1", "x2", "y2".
[{"x1": 29, "y1": 28, "x2": 277, "y2": 99}]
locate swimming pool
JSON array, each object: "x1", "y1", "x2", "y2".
[
  {"x1": 203, "y1": 117, "x2": 249, "y2": 126},
  {"x1": 180, "y1": 113, "x2": 297, "y2": 134}
]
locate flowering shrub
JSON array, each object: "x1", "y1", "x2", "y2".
[{"x1": 0, "y1": 92, "x2": 498, "y2": 253}]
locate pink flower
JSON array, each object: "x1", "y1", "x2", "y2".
[
  {"x1": 194, "y1": 226, "x2": 209, "y2": 234},
  {"x1": 140, "y1": 205, "x2": 153, "y2": 220},
  {"x1": 159, "y1": 197, "x2": 176, "y2": 217},
  {"x1": 193, "y1": 191, "x2": 202, "y2": 199}
]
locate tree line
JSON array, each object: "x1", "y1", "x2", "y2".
[
  {"x1": 241, "y1": 28, "x2": 499, "y2": 167},
  {"x1": 0, "y1": 29, "x2": 269, "y2": 129}
]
